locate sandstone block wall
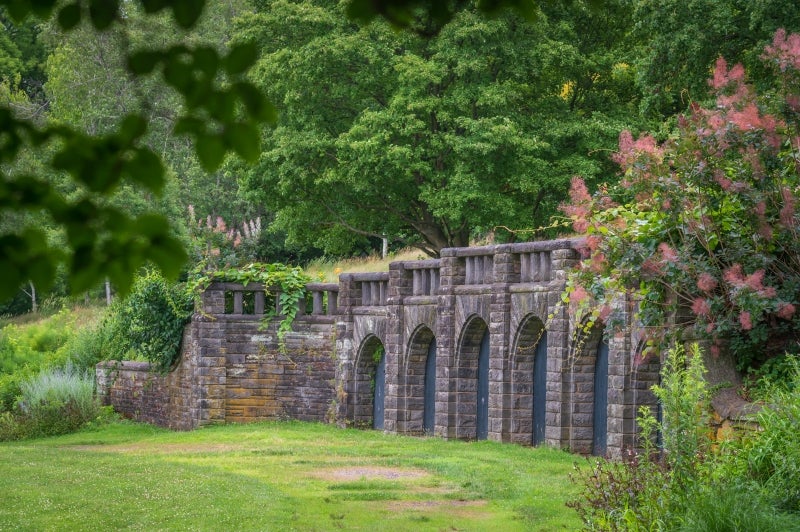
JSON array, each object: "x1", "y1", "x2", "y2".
[{"x1": 97, "y1": 284, "x2": 338, "y2": 429}]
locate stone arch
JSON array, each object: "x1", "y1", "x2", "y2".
[
  {"x1": 401, "y1": 325, "x2": 436, "y2": 435},
  {"x1": 453, "y1": 315, "x2": 489, "y2": 440},
  {"x1": 350, "y1": 334, "x2": 386, "y2": 429},
  {"x1": 510, "y1": 314, "x2": 547, "y2": 445}
]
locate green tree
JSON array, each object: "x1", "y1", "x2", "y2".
[
  {"x1": 0, "y1": 0, "x2": 600, "y2": 296},
  {"x1": 633, "y1": 0, "x2": 800, "y2": 117},
  {"x1": 0, "y1": 0, "x2": 275, "y2": 300},
  {"x1": 239, "y1": 0, "x2": 640, "y2": 256}
]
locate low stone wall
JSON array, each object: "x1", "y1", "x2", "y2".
[
  {"x1": 97, "y1": 310, "x2": 338, "y2": 429},
  {"x1": 96, "y1": 361, "x2": 172, "y2": 426}
]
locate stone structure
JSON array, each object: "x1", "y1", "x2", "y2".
[{"x1": 97, "y1": 238, "x2": 660, "y2": 457}]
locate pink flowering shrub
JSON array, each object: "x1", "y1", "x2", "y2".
[
  {"x1": 562, "y1": 30, "x2": 800, "y2": 372},
  {"x1": 187, "y1": 205, "x2": 262, "y2": 270}
]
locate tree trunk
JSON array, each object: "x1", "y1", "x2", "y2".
[
  {"x1": 105, "y1": 279, "x2": 112, "y2": 306},
  {"x1": 29, "y1": 282, "x2": 37, "y2": 314}
]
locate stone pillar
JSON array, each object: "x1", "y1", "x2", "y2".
[
  {"x1": 334, "y1": 274, "x2": 358, "y2": 425},
  {"x1": 436, "y1": 248, "x2": 460, "y2": 439},
  {"x1": 192, "y1": 315, "x2": 226, "y2": 426},
  {"x1": 548, "y1": 247, "x2": 580, "y2": 448},
  {"x1": 384, "y1": 262, "x2": 408, "y2": 433},
  {"x1": 606, "y1": 294, "x2": 637, "y2": 458},
  {"x1": 489, "y1": 245, "x2": 514, "y2": 442}
]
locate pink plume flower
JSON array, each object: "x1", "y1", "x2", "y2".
[
  {"x1": 723, "y1": 264, "x2": 745, "y2": 287},
  {"x1": 692, "y1": 298, "x2": 711, "y2": 317},
  {"x1": 697, "y1": 273, "x2": 718, "y2": 292},
  {"x1": 739, "y1": 311, "x2": 753, "y2": 331},
  {"x1": 777, "y1": 302, "x2": 796, "y2": 320},
  {"x1": 658, "y1": 242, "x2": 678, "y2": 263},
  {"x1": 571, "y1": 285, "x2": 589, "y2": 304},
  {"x1": 763, "y1": 28, "x2": 800, "y2": 72}
]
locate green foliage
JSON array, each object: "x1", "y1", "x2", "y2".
[
  {"x1": 239, "y1": 0, "x2": 640, "y2": 257},
  {"x1": 633, "y1": 0, "x2": 800, "y2": 116},
  {"x1": 677, "y1": 482, "x2": 799, "y2": 531},
  {"x1": 648, "y1": 343, "x2": 710, "y2": 488},
  {"x1": 737, "y1": 364, "x2": 800, "y2": 513},
  {"x1": 570, "y1": 344, "x2": 800, "y2": 530},
  {"x1": 0, "y1": 307, "x2": 95, "y2": 410},
  {"x1": 189, "y1": 262, "x2": 310, "y2": 344},
  {"x1": 1, "y1": 0, "x2": 274, "y2": 301},
  {"x1": 105, "y1": 270, "x2": 193, "y2": 371}
]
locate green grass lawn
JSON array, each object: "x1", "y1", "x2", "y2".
[{"x1": 0, "y1": 421, "x2": 582, "y2": 531}]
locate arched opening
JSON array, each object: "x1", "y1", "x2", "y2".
[
  {"x1": 510, "y1": 315, "x2": 547, "y2": 445},
  {"x1": 455, "y1": 317, "x2": 489, "y2": 440},
  {"x1": 477, "y1": 331, "x2": 490, "y2": 440},
  {"x1": 374, "y1": 349, "x2": 386, "y2": 430},
  {"x1": 353, "y1": 335, "x2": 386, "y2": 429},
  {"x1": 569, "y1": 322, "x2": 607, "y2": 455},
  {"x1": 592, "y1": 339, "x2": 609, "y2": 456},
  {"x1": 532, "y1": 330, "x2": 548, "y2": 445},
  {"x1": 424, "y1": 338, "x2": 437, "y2": 435},
  {"x1": 404, "y1": 326, "x2": 436, "y2": 435}
]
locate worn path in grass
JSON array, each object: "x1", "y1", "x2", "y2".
[{"x1": 0, "y1": 421, "x2": 581, "y2": 531}]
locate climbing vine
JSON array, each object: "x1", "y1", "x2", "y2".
[{"x1": 187, "y1": 262, "x2": 310, "y2": 346}]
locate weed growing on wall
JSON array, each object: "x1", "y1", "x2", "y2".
[{"x1": 187, "y1": 262, "x2": 310, "y2": 346}]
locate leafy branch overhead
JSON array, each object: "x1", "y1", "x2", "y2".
[{"x1": 0, "y1": 0, "x2": 275, "y2": 299}]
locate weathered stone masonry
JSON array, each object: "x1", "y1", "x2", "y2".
[{"x1": 97, "y1": 239, "x2": 659, "y2": 458}]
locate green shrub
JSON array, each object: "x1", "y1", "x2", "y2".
[
  {"x1": 15, "y1": 364, "x2": 101, "y2": 439},
  {"x1": 0, "y1": 411, "x2": 21, "y2": 441},
  {"x1": 62, "y1": 321, "x2": 113, "y2": 372},
  {"x1": 739, "y1": 363, "x2": 800, "y2": 514},
  {"x1": 103, "y1": 270, "x2": 193, "y2": 371},
  {"x1": 569, "y1": 345, "x2": 800, "y2": 530}
]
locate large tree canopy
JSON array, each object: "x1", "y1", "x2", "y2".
[
  {"x1": 239, "y1": 0, "x2": 640, "y2": 256},
  {"x1": 633, "y1": 0, "x2": 800, "y2": 117},
  {"x1": 0, "y1": 0, "x2": 610, "y2": 297}
]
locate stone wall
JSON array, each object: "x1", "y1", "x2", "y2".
[
  {"x1": 97, "y1": 282, "x2": 338, "y2": 429},
  {"x1": 96, "y1": 239, "x2": 695, "y2": 459}
]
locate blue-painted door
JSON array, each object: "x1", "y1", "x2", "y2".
[
  {"x1": 423, "y1": 339, "x2": 437, "y2": 434},
  {"x1": 592, "y1": 340, "x2": 609, "y2": 456},
  {"x1": 373, "y1": 351, "x2": 386, "y2": 430},
  {"x1": 533, "y1": 331, "x2": 548, "y2": 445},
  {"x1": 477, "y1": 331, "x2": 490, "y2": 440}
]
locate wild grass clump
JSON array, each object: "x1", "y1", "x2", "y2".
[
  {"x1": 0, "y1": 364, "x2": 105, "y2": 441},
  {"x1": 569, "y1": 344, "x2": 800, "y2": 531}
]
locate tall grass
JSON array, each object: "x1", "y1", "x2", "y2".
[
  {"x1": 305, "y1": 248, "x2": 428, "y2": 282},
  {"x1": 4, "y1": 364, "x2": 102, "y2": 440},
  {"x1": 18, "y1": 363, "x2": 97, "y2": 416}
]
